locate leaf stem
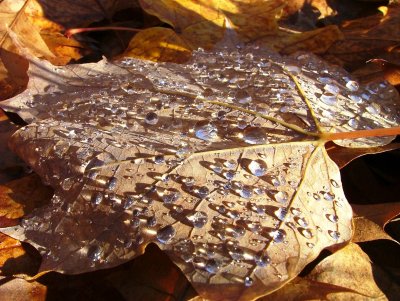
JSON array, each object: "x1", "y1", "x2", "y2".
[
  {"x1": 320, "y1": 126, "x2": 400, "y2": 141},
  {"x1": 65, "y1": 26, "x2": 142, "y2": 38}
]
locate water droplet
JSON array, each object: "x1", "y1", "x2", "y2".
[
  {"x1": 328, "y1": 230, "x2": 340, "y2": 240},
  {"x1": 145, "y1": 112, "x2": 159, "y2": 125},
  {"x1": 290, "y1": 208, "x2": 302, "y2": 216},
  {"x1": 187, "y1": 211, "x2": 208, "y2": 228},
  {"x1": 107, "y1": 177, "x2": 118, "y2": 190},
  {"x1": 330, "y1": 179, "x2": 339, "y2": 188},
  {"x1": 323, "y1": 192, "x2": 335, "y2": 201},
  {"x1": 235, "y1": 89, "x2": 252, "y2": 104},
  {"x1": 157, "y1": 225, "x2": 176, "y2": 244},
  {"x1": 87, "y1": 245, "x2": 103, "y2": 261},
  {"x1": 205, "y1": 259, "x2": 220, "y2": 274},
  {"x1": 228, "y1": 246, "x2": 244, "y2": 260},
  {"x1": 324, "y1": 84, "x2": 340, "y2": 94},
  {"x1": 210, "y1": 162, "x2": 223, "y2": 173},
  {"x1": 347, "y1": 118, "x2": 359, "y2": 129},
  {"x1": 237, "y1": 186, "x2": 253, "y2": 199},
  {"x1": 346, "y1": 80, "x2": 359, "y2": 92},
  {"x1": 254, "y1": 253, "x2": 271, "y2": 267},
  {"x1": 326, "y1": 214, "x2": 339, "y2": 223},
  {"x1": 197, "y1": 186, "x2": 210, "y2": 198},
  {"x1": 269, "y1": 229, "x2": 286, "y2": 243},
  {"x1": 294, "y1": 217, "x2": 308, "y2": 227},
  {"x1": 154, "y1": 155, "x2": 165, "y2": 164},
  {"x1": 182, "y1": 177, "x2": 195, "y2": 187},
  {"x1": 274, "y1": 207, "x2": 287, "y2": 221},
  {"x1": 223, "y1": 170, "x2": 236, "y2": 180},
  {"x1": 318, "y1": 77, "x2": 332, "y2": 84},
  {"x1": 248, "y1": 160, "x2": 267, "y2": 177},
  {"x1": 349, "y1": 94, "x2": 362, "y2": 103},
  {"x1": 313, "y1": 193, "x2": 320, "y2": 201},
  {"x1": 299, "y1": 228, "x2": 313, "y2": 239},
  {"x1": 147, "y1": 216, "x2": 157, "y2": 227},
  {"x1": 306, "y1": 242, "x2": 315, "y2": 248},
  {"x1": 242, "y1": 127, "x2": 267, "y2": 144},
  {"x1": 159, "y1": 189, "x2": 181, "y2": 203},
  {"x1": 224, "y1": 159, "x2": 237, "y2": 169},
  {"x1": 285, "y1": 65, "x2": 301, "y2": 75},
  {"x1": 194, "y1": 121, "x2": 219, "y2": 141},
  {"x1": 320, "y1": 93, "x2": 337, "y2": 106},
  {"x1": 274, "y1": 191, "x2": 289, "y2": 203},
  {"x1": 92, "y1": 192, "x2": 103, "y2": 205},
  {"x1": 244, "y1": 276, "x2": 253, "y2": 287}
]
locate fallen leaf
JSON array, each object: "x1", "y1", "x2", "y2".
[
  {"x1": 303, "y1": 243, "x2": 400, "y2": 300},
  {"x1": 324, "y1": 4, "x2": 400, "y2": 71},
  {"x1": 352, "y1": 202, "x2": 400, "y2": 243},
  {"x1": 0, "y1": 278, "x2": 46, "y2": 301},
  {"x1": 0, "y1": 0, "x2": 83, "y2": 99},
  {"x1": 1, "y1": 44, "x2": 400, "y2": 299},
  {"x1": 0, "y1": 174, "x2": 53, "y2": 223}
]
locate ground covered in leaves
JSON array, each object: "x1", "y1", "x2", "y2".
[{"x1": 0, "y1": 0, "x2": 400, "y2": 300}]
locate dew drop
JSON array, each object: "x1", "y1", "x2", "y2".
[
  {"x1": 323, "y1": 192, "x2": 335, "y2": 201},
  {"x1": 182, "y1": 177, "x2": 195, "y2": 187},
  {"x1": 274, "y1": 207, "x2": 287, "y2": 221},
  {"x1": 254, "y1": 253, "x2": 271, "y2": 267},
  {"x1": 228, "y1": 246, "x2": 244, "y2": 260},
  {"x1": 290, "y1": 208, "x2": 302, "y2": 216},
  {"x1": 223, "y1": 170, "x2": 236, "y2": 180},
  {"x1": 294, "y1": 217, "x2": 308, "y2": 227},
  {"x1": 92, "y1": 192, "x2": 103, "y2": 205},
  {"x1": 145, "y1": 112, "x2": 159, "y2": 125},
  {"x1": 224, "y1": 159, "x2": 237, "y2": 169},
  {"x1": 235, "y1": 89, "x2": 252, "y2": 104},
  {"x1": 237, "y1": 186, "x2": 253, "y2": 199},
  {"x1": 210, "y1": 162, "x2": 223, "y2": 173},
  {"x1": 346, "y1": 80, "x2": 359, "y2": 92},
  {"x1": 299, "y1": 228, "x2": 313, "y2": 239},
  {"x1": 349, "y1": 94, "x2": 363, "y2": 103},
  {"x1": 197, "y1": 186, "x2": 210, "y2": 198},
  {"x1": 269, "y1": 229, "x2": 286, "y2": 243},
  {"x1": 347, "y1": 118, "x2": 359, "y2": 129},
  {"x1": 87, "y1": 245, "x2": 103, "y2": 261},
  {"x1": 248, "y1": 160, "x2": 267, "y2": 177},
  {"x1": 194, "y1": 121, "x2": 219, "y2": 141},
  {"x1": 326, "y1": 214, "x2": 339, "y2": 223},
  {"x1": 328, "y1": 230, "x2": 340, "y2": 240},
  {"x1": 324, "y1": 84, "x2": 340, "y2": 94},
  {"x1": 306, "y1": 242, "x2": 315, "y2": 248},
  {"x1": 157, "y1": 225, "x2": 176, "y2": 244},
  {"x1": 154, "y1": 155, "x2": 165, "y2": 164},
  {"x1": 187, "y1": 211, "x2": 208, "y2": 228},
  {"x1": 205, "y1": 259, "x2": 220, "y2": 274},
  {"x1": 320, "y1": 92, "x2": 337, "y2": 106},
  {"x1": 244, "y1": 276, "x2": 253, "y2": 287},
  {"x1": 159, "y1": 189, "x2": 181, "y2": 203},
  {"x1": 147, "y1": 216, "x2": 157, "y2": 227},
  {"x1": 313, "y1": 193, "x2": 320, "y2": 201},
  {"x1": 242, "y1": 127, "x2": 267, "y2": 145},
  {"x1": 107, "y1": 177, "x2": 118, "y2": 190},
  {"x1": 274, "y1": 191, "x2": 289, "y2": 203},
  {"x1": 330, "y1": 179, "x2": 339, "y2": 188}
]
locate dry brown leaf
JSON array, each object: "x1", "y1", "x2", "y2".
[
  {"x1": 0, "y1": 0, "x2": 83, "y2": 99},
  {"x1": 324, "y1": 4, "x2": 400, "y2": 71},
  {"x1": 303, "y1": 243, "x2": 400, "y2": 300},
  {"x1": 0, "y1": 278, "x2": 46, "y2": 301},
  {"x1": 352, "y1": 217, "x2": 395, "y2": 243},
  {"x1": 0, "y1": 174, "x2": 53, "y2": 223},
  {"x1": 122, "y1": 27, "x2": 192, "y2": 63}
]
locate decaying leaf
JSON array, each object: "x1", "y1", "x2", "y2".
[{"x1": 0, "y1": 44, "x2": 399, "y2": 300}]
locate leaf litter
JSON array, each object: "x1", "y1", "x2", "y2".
[{"x1": 0, "y1": 41, "x2": 400, "y2": 300}]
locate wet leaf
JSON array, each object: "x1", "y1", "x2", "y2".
[
  {"x1": 0, "y1": 44, "x2": 399, "y2": 300},
  {"x1": 0, "y1": 278, "x2": 46, "y2": 301}
]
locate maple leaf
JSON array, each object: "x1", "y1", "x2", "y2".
[{"x1": 1, "y1": 44, "x2": 400, "y2": 300}]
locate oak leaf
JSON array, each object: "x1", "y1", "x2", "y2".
[{"x1": 1, "y1": 44, "x2": 400, "y2": 300}]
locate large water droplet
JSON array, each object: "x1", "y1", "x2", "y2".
[
  {"x1": 326, "y1": 214, "x2": 339, "y2": 223},
  {"x1": 294, "y1": 216, "x2": 308, "y2": 227},
  {"x1": 347, "y1": 118, "x2": 359, "y2": 129},
  {"x1": 194, "y1": 121, "x2": 219, "y2": 141},
  {"x1": 269, "y1": 229, "x2": 286, "y2": 243},
  {"x1": 205, "y1": 259, "x2": 220, "y2": 274},
  {"x1": 210, "y1": 162, "x2": 223, "y2": 173},
  {"x1": 87, "y1": 245, "x2": 103, "y2": 261},
  {"x1": 92, "y1": 192, "x2": 103, "y2": 205},
  {"x1": 237, "y1": 186, "x2": 253, "y2": 199},
  {"x1": 274, "y1": 191, "x2": 289, "y2": 203},
  {"x1": 320, "y1": 93, "x2": 337, "y2": 106},
  {"x1": 197, "y1": 186, "x2": 210, "y2": 198},
  {"x1": 153, "y1": 155, "x2": 165, "y2": 164},
  {"x1": 157, "y1": 225, "x2": 176, "y2": 244},
  {"x1": 254, "y1": 253, "x2": 271, "y2": 267},
  {"x1": 328, "y1": 230, "x2": 340, "y2": 240},
  {"x1": 242, "y1": 127, "x2": 267, "y2": 145},
  {"x1": 349, "y1": 94, "x2": 362, "y2": 103},
  {"x1": 274, "y1": 207, "x2": 287, "y2": 221},
  {"x1": 144, "y1": 112, "x2": 159, "y2": 125},
  {"x1": 248, "y1": 160, "x2": 267, "y2": 176},
  {"x1": 235, "y1": 89, "x2": 252, "y2": 104},
  {"x1": 187, "y1": 211, "x2": 208, "y2": 228},
  {"x1": 299, "y1": 228, "x2": 313, "y2": 239},
  {"x1": 107, "y1": 177, "x2": 118, "y2": 190},
  {"x1": 346, "y1": 80, "x2": 359, "y2": 92},
  {"x1": 224, "y1": 159, "x2": 237, "y2": 169},
  {"x1": 244, "y1": 276, "x2": 253, "y2": 287}
]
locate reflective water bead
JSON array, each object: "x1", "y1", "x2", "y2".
[
  {"x1": 145, "y1": 112, "x2": 159, "y2": 125},
  {"x1": 326, "y1": 214, "x2": 339, "y2": 223},
  {"x1": 323, "y1": 192, "x2": 335, "y2": 201},
  {"x1": 330, "y1": 179, "x2": 340, "y2": 188},
  {"x1": 87, "y1": 245, "x2": 103, "y2": 261},
  {"x1": 324, "y1": 84, "x2": 340, "y2": 95},
  {"x1": 320, "y1": 93, "x2": 337, "y2": 106},
  {"x1": 242, "y1": 127, "x2": 267, "y2": 145},
  {"x1": 328, "y1": 230, "x2": 340, "y2": 240},
  {"x1": 92, "y1": 192, "x2": 103, "y2": 205},
  {"x1": 269, "y1": 229, "x2": 286, "y2": 243},
  {"x1": 187, "y1": 211, "x2": 208, "y2": 228},
  {"x1": 274, "y1": 191, "x2": 289, "y2": 203},
  {"x1": 349, "y1": 94, "x2": 363, "y2": 103},
  {"x1": 274, "y1": 207, "x2": 287, "y2": 221},
  {"x1": 154, "y1": 155, "x2": 165, "y2": 164},
  {"x1": 244, "y1": 276, "x2": 253, "y2": 287},
  {"x1": 210, "y1": 162, "x2": 223, "y2": 173},
  {"x1": 197, "y1": 186, "x2": 210, "y2": 198},
  {"x1": 205, "y1": 259, "x2": 220, "y2": 274},
  {"x1": 235, "y1": 89, "x2": 252, "y2": 104},
  {"x1": 157, "y1": 225, "x2": 176, "y2": 244},
  {"x1": 107, "y1": 177, "x2": 118, "y2": 190},
  {"x1": 347, "y1": 118, "x2": 359, "y2": 129},
  {"x1": 299, "y1": 228, "x2": 313, "y2": 239},
  {"x1": 160, "y1": 189, "x2": 181, "y2": 203},
  {"x1": 294, "y1": 216, "x2": 308, "y2": 227},
  {"x1": 224, "y1": 159, "x2": 237, "y2": 169},
  {"x1": 194, "y1": 121, "x2": 219, "y2": 141},
  {"x1": 248, "y1": 160, "x2": 267, "y2": 177},
  {"x1": 254, "y1": 253, "x2": 271, "y2": 267},
  {"x1": 238, "y1": 186, "x2": 253, "y2": 199},
  {"x1": 346, "y1": 80, "x2": 359, "y2": 92}
]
